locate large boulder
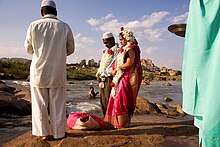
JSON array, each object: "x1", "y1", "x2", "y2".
[
  {"x1": 0, "y1": 91, "x2": 15, "y2": 99},
  {"x1": 135, "y1": 96, "x2": 161, "y2": 115},
  {"x1": 0, "y1": 83, "x2": 16, "y2": 93},
  {"x1": 156, "y1": 103, "x2": 179, "y2": 116},
  {"x1": 15, "y1": 89, "x2": 31, "y2": 102},
  {"x1": 135, "y1": 96, "x2": 186, "y2": 117},
  {"x1": 168, "y1": 104, "x2": 185, "y2": 116},
  {"x1": 0, "y1": 96, "x2": 31, "y2": 116},
  {"x1": 0, "y1": 86, "x2": 31, "y2": 116}
]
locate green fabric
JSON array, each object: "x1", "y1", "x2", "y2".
[{"x1": 182, "y1": 0, "x2": 220, "y2": 146}]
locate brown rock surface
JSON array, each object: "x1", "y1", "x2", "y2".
[
  {"x1": 15, "y1": 89, "x2": 31, "y2": 102},
  {"x1": 135, "y1": 96, "x2": 186, "y2": 117},
  {"x1": 169, "y1": 104, "x2": 185, "y2": 116},
  {"x1": 0, "y1": 89, "x2": 31, "y2": 116},
  {"x1": 0, "y1": 83, "x2": 16, "y2": 93},
  {"x1": 135, "y1": 96, "x2": 161, "y2": 114},
  {"x1": 156, "y1": 103, "x2": 179, "y2": 116},
  {"x1": 3, "y1": 115, "x2": 199, "y2": 147}
]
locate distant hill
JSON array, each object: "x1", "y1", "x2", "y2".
[
  {"x1": 0, "y1": 57, "x2": 31, "y2": 64},
  {"x1": 0, "y1": 57, "x2": 181, "y2": 81}
]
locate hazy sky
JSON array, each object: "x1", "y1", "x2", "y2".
[{"x1": 0, "y1": 0, "x2": 189, "y2": 70}]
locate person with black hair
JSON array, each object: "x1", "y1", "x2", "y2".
[{"x1": 24, "y1": 0, "x2": 75, "y2": 140}]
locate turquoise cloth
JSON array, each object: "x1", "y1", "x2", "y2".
[{"x1": 182, "y1": 0, "x2": 220, "y2": 147}]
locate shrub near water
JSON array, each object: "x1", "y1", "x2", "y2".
[
  {"x1": 67, "y1": 67, "x2": 96, "y2": 80},
  {"x1": 0, "y1": 60, "x2": 30, "y2": 79},
  {"x1": 0, "y1": 58, "x2": 181, "y2": 81},
  {"x1": 0, "y1": 58, "x2": 97, "y2": 80}
]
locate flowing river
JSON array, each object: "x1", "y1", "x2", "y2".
[{"x1": 4, "y1": 80, "x2": 183, "y2": 117}]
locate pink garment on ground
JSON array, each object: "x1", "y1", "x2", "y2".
[{"x1": 67, "y1": 112, "x2": 106, "y2": 130}]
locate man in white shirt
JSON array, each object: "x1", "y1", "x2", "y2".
[
  {"x1": 24, "y1": 0, "x2": 75, "y2": 140},
  {"x1": 96, "y1": 32, "x2": 119, "y2": 117}
]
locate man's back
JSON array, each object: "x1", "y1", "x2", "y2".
[
  {"x1": 25, "y1": 14, "x2": 74, "y2": 88},
  {"x1": 24, "y1": 0, "x2": 75, "y2": 140}
]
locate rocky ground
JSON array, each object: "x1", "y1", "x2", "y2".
[
  {"x1": 2, "y1": 114, "x2": 199, "y2": 147},
  {"x1": 0, "y1": 115, "x2": 31, "y2": 146},
  {"x1": 0, "y1": 80, "x2": 198, "y2": 146}
]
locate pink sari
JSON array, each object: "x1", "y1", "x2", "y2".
[{"x1": 104, "y1": 44, "x2": 142, "y2": 128}]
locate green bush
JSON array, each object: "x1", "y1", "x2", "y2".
[
  {"x1": 67, "y1": 68, "x2": 96, "y2": 80},
  {"x1": 0, "y1": 61, "x2": 30, "y2": 79}
]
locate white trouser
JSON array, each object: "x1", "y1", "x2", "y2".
[{"x1": 30, "y1": 86, "x2": 66, "y2": 139}]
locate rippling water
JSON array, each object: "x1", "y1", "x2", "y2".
[
  {"x1": 139, "y1": 81, "x2": 182, "y2": 104},
  {"x1": 4, "y1": 80, "x2": 182, "y2": 117},
  {"x1": 1, "y1": 79, "x2": 191, "y2": 146}
]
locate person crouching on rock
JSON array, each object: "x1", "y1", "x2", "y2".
[{"x1": 88, "y1": 86, "x2": 99, "y2": 99}]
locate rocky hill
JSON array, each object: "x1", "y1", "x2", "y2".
[{"x1": 141, "y1": 59, "x2": 160, "y2": 72}]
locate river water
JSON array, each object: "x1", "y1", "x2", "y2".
[
  {"x1": 4, "y1": 80, "x2": 183, "y2": 117},
  {"x1": 1, "y1": 80, "x2": 189, "y2": 145}
]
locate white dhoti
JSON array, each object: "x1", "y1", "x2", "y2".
[{"x1": 31, "y1": 86, "x2": 66, "y2": 139}]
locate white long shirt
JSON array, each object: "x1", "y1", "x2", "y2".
[
  {"x1": 24, "y1": 14, "x2": 75, "y2": 88},
  {"x1": 96, "y1": 43, "x2": 119, "y2": 77}
]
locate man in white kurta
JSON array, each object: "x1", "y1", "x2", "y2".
[
  {"x1": 24, "y1": 0, "x2": 75, "y2": 139},
  {"x1": 96, "y1": 32, "x2": 119, "y2": 117}
]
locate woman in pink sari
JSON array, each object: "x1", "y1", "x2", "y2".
[{"x1": 104, "y1": 27, "x2": 142, "y2": 128}]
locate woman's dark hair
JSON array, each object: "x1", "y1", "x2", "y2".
[{"x1": 41, "y1": 6, "x2": 57, "y2": 16}]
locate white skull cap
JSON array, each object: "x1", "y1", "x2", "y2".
[
  {"x1": 41, "y1": 0, "x2": 56, "y2": 8},
  {"x1": 102, "y1": 32, "x2": 113, "y2": 39}
]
